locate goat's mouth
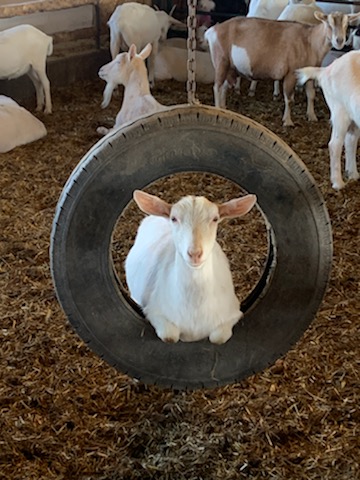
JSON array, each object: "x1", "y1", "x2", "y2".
[{"x1": 187, "y1": 259, "x2": 205, "y2": 269}]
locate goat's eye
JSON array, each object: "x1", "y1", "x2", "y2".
[
  {"x1": 171, "y1": 216, "x2": 178, "y2": 223},
  {"x1": 212, "y1": 216, "x2": 219, "y2": 223}
]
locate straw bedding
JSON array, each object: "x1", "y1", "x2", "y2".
[{"x1": 1, "y1": 77, "x2": 359, "y2": 479}]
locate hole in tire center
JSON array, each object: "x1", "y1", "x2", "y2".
[{"x1": 111, "y1": 172, "x2": 269, "y2": 310}]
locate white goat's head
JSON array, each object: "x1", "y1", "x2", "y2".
[
  {"x1": 98, "y1": 43, "x2": 152, "y2": 109},
  {"x1": 133, "y1": 190, "x2": 257, "y2": 269}
]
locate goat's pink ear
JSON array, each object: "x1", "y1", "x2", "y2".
[
  {"x1": 218, "y1": 194, "x2": 257, "y2": 219},
  {"x1": 128, "y1": 44, "x2": 137, "y2": 60},
  {"x1": 133, "y1": 190, "x2": 171, "y2": 217},
  {"x1": 139, "y1": 43, "x2": 152, "y2": 60}
]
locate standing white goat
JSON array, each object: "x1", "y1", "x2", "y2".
[
  {"x1": 125, "y1": 190, "x2": 257, "y2": 344},
  {"x1": 97, "y1": 43, "x2": 167, "y2": 135},
  {"x1": 107, "y1": 2, "x2": 185, "y2": 87},
  {"x1": 297, "y1": 51, "x2": 360, "y2": 190},
  {"x1": 0, "y1": 25, "x2": 53, "y2": 114},
  {"x1": 205, "y1": 11, "x2": 360, "y2": 126}
]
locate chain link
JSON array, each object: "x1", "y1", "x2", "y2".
[{"x1": 187, "y1": 0, "x2": 200, "y2": 105}]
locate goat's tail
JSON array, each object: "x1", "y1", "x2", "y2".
[{"x1": 296, "y1": 66, "x2": 323, "y2": 86}]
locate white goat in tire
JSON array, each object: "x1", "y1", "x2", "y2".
[{"x1": 125, "y1": 190, "x2": 257, "y2": 344}]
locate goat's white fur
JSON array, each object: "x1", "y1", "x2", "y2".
[
  {"x1": 0, "y1": 24, "x2": 53, "y2": 114},
  {"x1": 125, "y1": 190, "x2": 257, "y2": 344},
  {"x1": 205, "y1": 11, "x2": 360, "y2": 127},
  {"x1": 107, "y1": 2, "x2": 185, "y2": 87},
  {"x1": 155, "y1": 44, "x2": 214, "y2": 84},
  {"x1": 0, "y1": 95, "x2": 47, "y2": 153},
  {"x1": 97, "y1": 43, "x2": 167, "y2": 135},
  {"x1": 297, "y1": 51, "x2": 360, "y2": 190}
]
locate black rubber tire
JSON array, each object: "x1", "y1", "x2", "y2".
[{"x1": 50, "y1": 105, "x2": 332, "y2": 390}]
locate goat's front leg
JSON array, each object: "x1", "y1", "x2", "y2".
[
  {"x1": 147, "y1": 313, "x2": 180, "y2": 343},
  {"x1": 305, "y1": 79, "x2": 317, "y2": 122},
  {"x1": 209, "y1": 311, "x2": 243, "y2": 345},
  {"x1": 273, "y1": 80, "x2": 280, "y2": 99},
  {"x1": 344, "y1": 125, "x2": 360, "y2": 182},
  {"x1": 282, "y1": 74, "x2": 296, "y2": 127}
]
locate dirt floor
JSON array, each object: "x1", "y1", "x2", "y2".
[{"x1": 1, "y1": 76, "x2": 359, "y2": 479}]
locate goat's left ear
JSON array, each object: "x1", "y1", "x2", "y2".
[
  {"x1": 128, "y1": 44, "x2": 137, "y2": 60},
  {"x1": 348, "y1": 12, "x2": 360, "y2": 26},
  {"x1": 139, "y1": 43, "x2": 152, "y2": 60},
  {"x1": 218, "y1": 194, "x2": 257, "y2": 219}
]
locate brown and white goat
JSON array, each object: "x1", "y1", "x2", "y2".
[{"x1": 205, "y1": 12, "x2": 360, "y2": 126}]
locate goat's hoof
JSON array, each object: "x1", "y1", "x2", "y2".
[
  {"x1": 331, "y1": 181, "x2": 346, "y2": 190},
  {"x1": 283, "y1": 120, "x2": 295, "y2": 127},
  {"x1": 346, "y1": 172, "x2": 360, "y2": 182},
  {"x1": 248, "y1": 91, "x2": 255, "y2": 97},
  {"x1": 157, "y1": 324, "x2": 180, "y2": 343},
  {"x1": 209, "y1": 328, "x2": 233, "y2": 345}
]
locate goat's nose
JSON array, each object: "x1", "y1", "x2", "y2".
[{"x1": 187, "y1": 248, "x2": 203, "y2": 262}]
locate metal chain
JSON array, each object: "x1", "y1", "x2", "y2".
[{"x1": 187, "y1": 0, "x2": 200, "y2": 105}]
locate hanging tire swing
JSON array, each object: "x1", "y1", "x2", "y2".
[
  {"x1": 50, "y1": 1, "x2": 332, "y2": 389},
  {"x1": 51, "y1": 104, "x2": 332, "y2": 389}
]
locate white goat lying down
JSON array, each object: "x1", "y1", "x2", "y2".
[
  {"x1": 0, "y1": 96, "x2": 47, "y2": 153},
  {"x1": 0, "y1": 25, "x2": 53, "y2": 114},
  {"x1": 125, "y1": 190, "x2": 257, "y2": 344},
  {"x1": 297, "y1": 51, "x2": 360, "y2": 190},
  {"x1": 107, "y1": 2, "x2": 185, "y2": 87},
  {"x1": 155, "y1": 45, "x2": 214, "y2": 84},
  {"x1": 97, "y1": 43, "x2": 167, "y2": 136},
  {"x1": 205, "y1": 11, "x2": 360, "y2": 126}
]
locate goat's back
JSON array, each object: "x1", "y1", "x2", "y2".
[
  {"x1": 0, "y1": 24, "x2": 52, "y2": 79},
  {"x1": 207, "y1": 17, "x2": 324, "y2": 78},
  {"x1": 108, "y1": 3, "x2": 161, "y2": 50}
]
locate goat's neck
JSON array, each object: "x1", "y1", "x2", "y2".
[
  {"x1": 309, "y1": 23, "x2": 333, "y2": 64},
  {"x1": 124, "y1": 68, "x2": 151, "y2": 99}
]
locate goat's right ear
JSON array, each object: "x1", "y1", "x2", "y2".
[
  {"x1": 128, "y1": 44, "x2": 137, "y2": 60},
  {"x1": 139, "y1": 43, "x2": 152, "y2": 60},
  {"x1": 133, "y1": 190, "x2": 171, "y2": 217}
]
